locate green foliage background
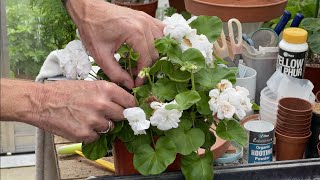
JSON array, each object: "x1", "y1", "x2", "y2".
[{"x1": 6, "y1": 0, "x2": 76, "y2": 79}]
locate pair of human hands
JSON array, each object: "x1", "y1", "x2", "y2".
[{"x1": 45, "y1": 0, "x2": 164, "y2": 143}]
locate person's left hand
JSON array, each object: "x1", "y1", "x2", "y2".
[{"x1": 66, "y1": 0, "x2": 165, "y2": 89}]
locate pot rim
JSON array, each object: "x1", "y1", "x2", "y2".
[
  {"x1": 277, "y1": 115, "x2": 311, "y2": 124},
  {"x1": 278, "y1": 97, "x2": 313, "y2": 114},
  {"x1": 192, "y1": 0, "x2": 287, "y2": 8},
  {"x1": 278, "y1": 109, "x2": 312, "y2": 119},
  {"x1": 114, "y1": 0, "x2": 158, "y2": 6},
  {"x1": 275, "y1": 130, "x2": 311, "y2": 144},
  {"x1": 275, "y1": 128, "x2": 310, "y2": 137}
]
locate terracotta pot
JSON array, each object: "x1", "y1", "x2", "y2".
[
  {"x1": 316, "y1": 91, "x2": 320, "y2": 103},
  {"x1": 278, "y1": 97, "x2": 313, "y2": 115},
  {"x1": 113, "y1": 138, "x2": 181, "y2": 176},
  {"x1": 276, "y1": 119, "x2": 311, "y2": 131},
  {"x1": 240, "y1": 114, "x2": 260, "y2": 126},
  {"x1": 276, "y1": 123, "x2": 310, "y2": 134},
  {"x1": 278, "y1": 109, "x2": 312, "y2": 120},
  {"x1": 304, "y1": 64, "x2": 320, "y2": 94},
  {"x1": 169, "y1": 0, "x2": 186, "y2": 12},
  {"x1": 275, "y1": 131, "x2": 311, "y2": 161},
  {"x1": 184, "y1": 0, "x2": 287, "y2": 22},
  {"x1": 277, "y1": 112, "x2": 312, "y2": 124},
  {"x1": 114, "y1": 0, "x2": 158, "y2": 17},
  {"x1": 275, "y1": 127, "x2": 310, "y2": 138}
]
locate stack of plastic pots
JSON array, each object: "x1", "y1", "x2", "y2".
[
  {"x1": 275, "y1": 97, "x2": 313, "y2": 161},
  {"x1": 260, "y1": 87, "x2": 278, "y2": 125}
]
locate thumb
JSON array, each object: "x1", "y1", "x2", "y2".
[{"x1": 96, "y1": 51, "x2": 134, "y2": 89}]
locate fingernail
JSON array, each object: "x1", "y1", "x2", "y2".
[{"x1": 124, "y1": 80, "x2": 134, "y2": 89}]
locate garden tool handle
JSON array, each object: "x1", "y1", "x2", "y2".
[
  {"x1": 213, "y1": 31, "x2": 229, "y2": 59},
  {"x1": 228, "y1": 18, "x2": 242, "y2": 55},
  {"x1": 75, "y1": 150, "x2": 115, "y2": 172}
]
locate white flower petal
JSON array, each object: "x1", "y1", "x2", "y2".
[
  {"x1": 123, "y1": 107, "x2": 150, "y2": 135},
  {"x1": 163, "y1": 13, "x2": 192, "y2": 41},
  {"x1": 150, "y1": 101, "x2": 182, "y2": 131},
  {"x1": 217, "y1": 79, "x2": 233, "y2": 91}
]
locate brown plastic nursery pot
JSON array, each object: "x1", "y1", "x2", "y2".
[
  {"x1": 114, "y1": 0, "x2": 158, "y2": 17},
  {"x1": 184, "y1": 0, "x2": 287, "y2": 22},
  {"x1": 275, "y1": 131, "x2": 311, "y2": 161},
  {"x1": 277, "y1": 112, "x2": 312, "y2": 124},
  {"x1": 169, "y1": 0, "x2": 186, "y2": 12},
  {"x1": 275, "y1": 128, "x2": 310, "y2": 138},
  {"x1": 277, "y1": 115, "x2": 311, "y2": 126},
  {"x1": 276, "y1": 124, "x2": 310, "y2": 135},
  {"x1": 276, "y1": 119, "x2": 311, "y2": 131},
  {"x1": 113, "y1": 138, "x2": 181, "y2": 176},
  {"x1": 277, "y1": 109, "x2": 312, "y2": 121},
  {"x1": 278, "y1": 98, "x2": 313, "y2": 115}
]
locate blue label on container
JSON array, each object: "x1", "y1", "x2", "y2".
[{"x1": 248, "y1": 142, "x2": 273, "y2": 163}]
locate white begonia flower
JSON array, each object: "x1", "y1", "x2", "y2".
[
  {"x1": 179, "y1": 30, "x2": 214, "y2": 66},
  {"x1": 114, "y1": 53, "x2": 121, "y2": 62},
  {"x1": 217, "y1": 79, "x2": 233, "y2": 92},
  {"x1": 58, "y1": 40, "x2": 91, "y2": 80},
  {"x1": 163, "y1": 13, "x2": 192, "y2": 41},
  {"x1": 186, "y1": 16, "x2": 198, "y2": 24},
  {"x1": 189, "y1": 34, "x2": 214, "y2": 66},
  {"x1": 216, "y1": 101, "x2": 236, "y2": 119},
  {"x1": 123, "y1": 107, "x2": 150, "y2": 135},
  {"x1": 208, "y1": 89, "x2": 220, "y2": 114},
  {"x1": 150, "y1": 101, "x2": 182, "y2": 131}
]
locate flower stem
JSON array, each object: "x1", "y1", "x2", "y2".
[
  {"x1": 147, "y1": 74, "x2": 153, "y2": 86},
  {"x1": 150, "y1": 129, "x2": 156, "y2": 147},
  {"x1": 191, "y1": 71, "x2": 195, "y2": 91},
  {"x1": 127, "y1": 52, "x2": 133, "y2": 79}
]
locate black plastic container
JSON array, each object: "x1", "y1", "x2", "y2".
[
  {"x1": 93, "y1": 159, "x2": 320, "y2": 180},
  {"x1": 305, "y1": 109, "x2": 320, "y2": 158}
]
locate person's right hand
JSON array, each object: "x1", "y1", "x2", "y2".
[
  {"x1": 66, "y1": 0, "x2": 165, "y2": 89},
  {"x1": 37, "y1": 80, "x2": 136, "y2": 144}
]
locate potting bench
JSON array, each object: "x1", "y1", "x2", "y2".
[
  {"x1": 53, "y1": 135, "x2": 114, "y2": 179},
  {"x1": 53, "y1": 134, "x2": 320, "y2": 179}
]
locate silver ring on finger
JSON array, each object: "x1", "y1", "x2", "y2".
[{"x1": 97, "y1": 121, "x2": 113, "y2": 134}]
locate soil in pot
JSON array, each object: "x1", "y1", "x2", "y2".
[{"x1": 114, "y1": 0, "x2": 158, "y2": 17}]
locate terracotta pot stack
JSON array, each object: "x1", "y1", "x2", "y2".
[{"x1": 275, "y1": 97, "x2": 313, "y2": 161}]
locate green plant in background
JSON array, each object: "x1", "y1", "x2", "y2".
[
  {"x1": 6, "y1": 0, "x2": 76, "y2": 79},
  {"x1": 300, "y1": 0, "x2": 320, "y2": 55},
  {"x1": 82, "y1": 14, "x2": 250, "y2": 180}
]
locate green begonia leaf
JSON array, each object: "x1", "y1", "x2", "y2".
[
  {"x1": 152, "y1": 78, "x2": 178, "y2": 101},
  {"x1": 155, "y1": 36, "x2": 182, "y2": 64},
  {"x1": 133, "y1": 137, "x2": 177, "y2": 175},
  {"x1": 301, "y1": 18, "x2": 320, "y2": 32},
  {"x1": 82, "y1": 134, "x2": 109, "y2": 160},
  {"x1": 178, "y1": 113, "x2": 193, "y2": 130},
  {"x1": 195, "y1": 67, "x2": 237, "y2": 90},
  {"x1": 196, "y1": 121, "x2": 216, "y2": 149},
  {"x1": 110, "y1": 121, "x2": 124, "y2": 134},
  {"x1": 149, "y1": 60, "x2": 174, "y2": 76},
  {"x1": 309, "y1": 32, "x2": 320, "y2": 54},
  {"x1": 196, "y1": 91, "x2": 212, "y2": 115},
  {"x1": 168, "y1": 68, "x2": 191, "y2": 82},
  {"x1": 116, "y1": 121, "x2": 135, "y2": 142},
  {"x1": 176, "y1": 83, "x2": 189, "y2": 93},
  {"x1": 181, "y1": 48, "x2": 206, "y2": 70},
  {"x1": 181, "y1": 150, "x2": 214, "y2": 180},
  {"x1": 165, "y1": 128, "x2": 205, "y2": 155},
  {"x1": 133, "y1": 84, "x2": 151, "y2": 98},
  {"x1": 166, "y1": 90, "x2": 201, "y2": 111},
  {"x1": 189, "y1": 16, "x2": 222, "y2": 43},
  {"x1": 125, "y1": 134, "x2": 151, "y2": 153},
  {"x1": 216, "y1": 119, "x2": 248, "y2": 146}
]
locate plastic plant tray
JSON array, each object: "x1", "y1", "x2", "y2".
[{"x1": 93, "y1": 158, "x2": 320, "y2": 179}]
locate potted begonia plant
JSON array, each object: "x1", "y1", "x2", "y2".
[
  {"x1": 114, "y1": 0, "x2": 158, "y2": 17},
  {"x1": 82, "y1": 13, "x2": 252, "y2": 180}
]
